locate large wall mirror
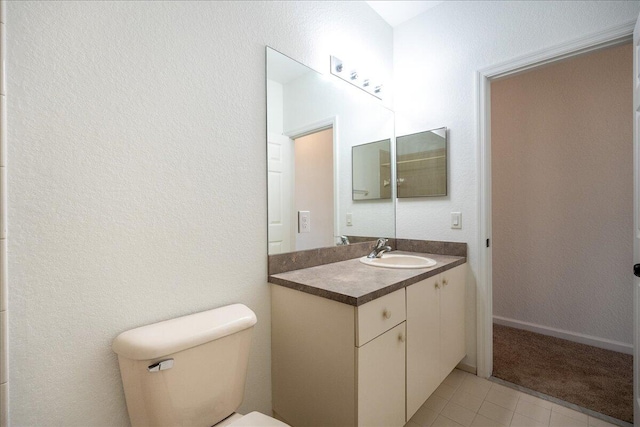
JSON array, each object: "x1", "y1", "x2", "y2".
[{"x1": 266, "y1": 47, "x2": 395, "y2": 255}]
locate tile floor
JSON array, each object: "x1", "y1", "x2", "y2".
[{"x1": 404, "y1": 369, "x2": 618, "y2": 427}]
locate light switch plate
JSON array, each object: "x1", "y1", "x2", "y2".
[
  {"x1": 451, "y1": 212, "x2": 461, "y2": 229},
  {"x1": 346, "y1": 212, "x2": 353, "y2": 226},
  {"x1": 299, "y1": 211, "x2": 311, "y2": 233}
]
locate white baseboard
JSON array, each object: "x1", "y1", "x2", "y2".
[{"x1": 493, "y1": 316, "x2": 633, "y2": 355}]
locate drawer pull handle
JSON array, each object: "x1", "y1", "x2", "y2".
[
  {"x1": 383, "y1": 309, "x2": 391, "y2": 319},
  {"x1": 398, "y1": 333, "x2": 405, "y2": 343},
  {"x1": 435, "y1": 281, "x2": 440, "y2": 289},
  {"x1": 443, "y1": 279, "x2": 448, "y2": 287}
]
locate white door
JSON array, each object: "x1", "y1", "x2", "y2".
[
  {"x1": 268, "y1": 132, "x2": 293, "y2": 254},
  {"x1": 633, "y1": 13, "x2": 640, "y2": 426}
]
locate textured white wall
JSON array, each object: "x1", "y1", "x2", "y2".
[
  {"x1": 393, "y1": 0, "x2": 640, "y2": 369},
  {"x1": 7, "y1": 1, "x2": 392, "y2": 425},
  {"x1": 492, "y1": 44, "x2": 633, "y2": 346}
]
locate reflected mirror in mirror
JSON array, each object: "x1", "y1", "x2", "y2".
[
  {"x1": 266, "y1": 47, "x2": 395, "y2": 255},
  {"x1": 352, "y1": 139, "x2": 391, "y2": 201},
  {"x1": 396, "y1": 127, "x2": 447, "y2": 197}
]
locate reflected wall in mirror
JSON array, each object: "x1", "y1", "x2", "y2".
[
  {"x1": 352, "y1": 139, "x2": 391, "y2": 201},
  {"x1": 266, "y1": 47, "x2": 395, "y2": 255},
  {"x1": 396, "y1": 127, "x2": 447, "y2": 198}
]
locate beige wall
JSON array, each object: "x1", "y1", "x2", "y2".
[
  {"x1": 491, "y1": 43, "x2": 633, "y2": 349},
  {"x1": 294, "y1": 128, "x2": 334, "y2": 251}
]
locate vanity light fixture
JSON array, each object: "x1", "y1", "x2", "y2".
[{"x1": 330, "y1": 55, "x2": 383, "y2": 100}]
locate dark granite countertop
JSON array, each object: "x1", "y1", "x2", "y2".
[{"x1": 268, "y1": 251, "x2": 466, "y2": 306}]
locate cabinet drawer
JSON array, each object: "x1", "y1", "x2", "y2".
[{"x1": 356, "y1": 289, "x2": 405, "y2": 346}]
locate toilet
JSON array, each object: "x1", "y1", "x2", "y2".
[{"x1": 112, "y1": 304, "x2": 288, "y2": 427}]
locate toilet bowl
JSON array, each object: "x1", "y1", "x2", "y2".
[{"x1": 112, "y1": 304, "x2": 288, "y2": 427}]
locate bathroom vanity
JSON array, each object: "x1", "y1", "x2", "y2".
[
  {"x1": 269, "y1": 249, "x2": 466, "y2": 427},
  {"x1": 266, "y1": 44, "x2": 468, "y2": 427}
]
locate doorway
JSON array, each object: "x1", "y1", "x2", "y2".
[
  {"x1": 476, "y1": 23, "x2": 637, "y2": 427},
  {"x1": 492, "y1": 41, "x2": 632, "y2": 424},
  {"x1": 293, "y1": 128, "x2": 335, "y2": 251}
]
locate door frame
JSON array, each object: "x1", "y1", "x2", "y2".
[{"x1": 475, "y1": 20, "x2": 636, "y2": 380}]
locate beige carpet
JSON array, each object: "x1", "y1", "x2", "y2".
[{"x1": 493, "y1": 324, "x2": 633, "y2": 423}]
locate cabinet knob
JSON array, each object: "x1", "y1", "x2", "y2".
[
  {"x1": 382, "y1": 309, "x2": 391, "y2": 319},
  {"x1": 443, "y1": 278, "x2": 448, "y2": 287},
  {"x1": 435, "y1": 281, "x2": 440, "y2": 289},
  {"x1": 398, "y1": 333, "x2": 405, "y2": 343}
]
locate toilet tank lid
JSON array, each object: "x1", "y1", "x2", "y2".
[{"x1": 112, "y1": 304, "x2": 257, "y2": 360}]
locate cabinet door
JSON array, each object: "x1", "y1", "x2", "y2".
[
  {"x1": 440, "y1": 264, "x2": 466, "y2": 378},
  {"x1": 357, "y1": 322, "x2": 406, "y2": 427},
  {"x1": 272, "y1": 285, "x2": 356, "y2": 427},
  {"x1": 406, "y1": 275, "x2": 441, "y2": 420}
]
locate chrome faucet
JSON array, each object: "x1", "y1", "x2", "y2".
[
  {"x1": 367, "y1": 238, "x2": 392, "y2": 259},
  {"x1": 337, "y1": 235, "x2": 350, "y2": 246}
]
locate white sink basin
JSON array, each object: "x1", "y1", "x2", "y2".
[{"x1": 359, "y1": 254, "x2": 437, "y2": 269}]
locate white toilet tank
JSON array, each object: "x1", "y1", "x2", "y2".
[{"x1": 112, "y1": 304, "x2": 258, "y2": 427}]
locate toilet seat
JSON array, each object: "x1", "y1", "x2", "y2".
[{"x1": 227, "y1": 412, "x2": 289, "y2": 427}]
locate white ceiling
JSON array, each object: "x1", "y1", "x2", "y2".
[{"x1": 366, "y1": 1, "x2": 443, "y2": 27}]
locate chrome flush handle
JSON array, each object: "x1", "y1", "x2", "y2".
[{"x1": 147, "y1": 359, "x2": 174, "y2": 372}]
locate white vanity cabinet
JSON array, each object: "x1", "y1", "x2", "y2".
[
  {"x1": 406, "y1": 264, "x2": 467, "y2": 420},
  {"x1": 271, "y1": 286, "x2": 406, "y2": 427},
  {"x1": 271, "y1": 262, "x2": 466, "y2": 427}
]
